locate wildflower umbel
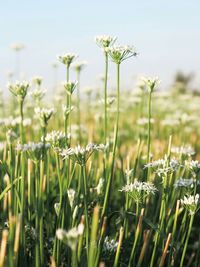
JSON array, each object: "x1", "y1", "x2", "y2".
[
  {"x1": 57, "y1": 53, "x2": 77, "y2": 67},
  {"x1": 56, "y1": 224, "x2": 84, "y2": 251},
  {"x1": 63, "y1": 81, "x2": 78, "y2": 95},
  {"x1": 32, "y1": 76, "x2": 43, "y2": 86},
  {"x1": 95, "y1": 35, "x2": 117, "y2": 50},
  {"x1": 60, "y1": 143, "x2": 106, "y2": 165},
  {"x1": 35, "y1": 107, "x2": 55, "y2": 127},
  {"x1": 16, "y1": 142, "x2": 50, "y2": 162},
  {"x1": 8, "y1": 81, "x2": 29, "y2": 102},
  {"x1": 73, "y1": 61, "x2": 87, "y2": 72},
  {"x1": 180, "y1": 194, "x2": 199, "y2": 215},
  {"x1": 141, "y1": 77, "x2": 160, "y2": 93},
  {"x1": 106, "y1": 45, "x2": 137, "y2": 64},
  {"x1": 43, "y1": 130, "x2": 69, "y2": 149},
  {"x1": 120, "y1": 180, "x2": 157, "y2": 203}
]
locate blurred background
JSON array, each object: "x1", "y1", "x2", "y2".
[{"x1": 1, "y1": 0, "x2": 200, "y2": 93}]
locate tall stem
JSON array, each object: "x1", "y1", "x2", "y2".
[
  {"x1": 104, "y1": 52, "x2": 108, "y2": 144},
  {"x1": 180, "y1": 214, "x2": 195, "y2": 267},
  {"x1": 147, "y1": 91, "x2": 152, "y2": 163},
  {"x1": 76, "y1": 70, "x2": 81, "y2": 143},
  {"x1": 102, "y1": 63, "x2": 120, "y2": 218}
]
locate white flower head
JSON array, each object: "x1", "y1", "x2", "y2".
[
  {"x1": 106, "y1": 45, "x2": 137, "y2": 64},
  {"x1": 56, "y1": 223, "x2": 84, "y2": 251},
  {"x1": 95, "y1": 35, "x2": 117, "y2": 50},
  {"x1": 60, "y1": 143, "x2": 106, "y2": 165},
  {"x1": 7, "y1": 81, "x2": 29, "y2": 101},
  {"x1": 67, "y1": 189, "x2": 76, "y2": 208},
  {"x1": 35, "y1": 107, "x2": 55, "y2": 127},
  {"x1": 180, "y1": 194, "x2": 199, "y2": 215},
  {"x1": 120, "y1": 179, "x2": 157, "y2": 203},
  {"x1": 141, "y1": 77, "x2": 160, "y2": 93},
  {"x1": 32, "y1": 76, "x2": 43, "y2": 86},
  {"x1": 57, "y1": 53, "x2": 77, "y2": 67},
  {"x1": 63, "y1": 80, "x2": 78, "y2": 95},
  {"x1": 73, "y1": 61, "x2": 87, "y2": 72},
  {"x1": 10, "y1": 43, "x2": 25, "y2": 51},
  {"x1": 43, "y1": 130, "x2": 69, "y2": 149}
]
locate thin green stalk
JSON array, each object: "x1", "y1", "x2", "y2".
[
  {"x1": 180, "y1": 214, "x2": 195, "y2": 267},
  {"x1": 104, "y1": 52, "x2": 108, "y2": 144},
  {"x1": 102, "y1": 63, "x2": 120, "y2": 218}
]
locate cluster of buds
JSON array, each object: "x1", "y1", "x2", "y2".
[
  {"x1": 8, "y1": 81, "x2": 29, "y2": 102},
  {"x1": 35, "y1": 107, "x2": 55, "y2": 127},
  {"x1": 60, "y1": 143, "x2": 106, "y2": 165},
  {"x1": 63, "y1": 81, "x2": 78, "y2": 95},
  {"x1": 57, "y1": 53, "x2": 77, "y2": 67}
]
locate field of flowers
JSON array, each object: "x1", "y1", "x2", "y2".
[{"x1": 0, "y1": 36, "x2": 200, "y2": 267}]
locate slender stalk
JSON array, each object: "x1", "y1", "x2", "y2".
[
  {"x1": 104, "y1": 52, "x2": 108, "y2": 144},
  {"x1": 180, "y1": 214, "x2": 195, "y2": 267},
  {"x1": 102, "y1": 63, "x2": 120, "y2": 218}
]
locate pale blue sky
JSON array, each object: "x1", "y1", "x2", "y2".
[{"x1": 1, "y1": 0, "x2": 200, "y2": 92}]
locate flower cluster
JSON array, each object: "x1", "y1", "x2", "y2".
[
  {"x1": 174, "y1": 178, "x2": 200, "y2": 189},
  {"x1": 57, "y1": 53, "x2": 77, "y2": 67},
  {"x1": 32, "y1": 76, "x2": 43, "y2": 86},
  {"x1": 30, "y1": 88, "x2": 46, "y2": 102},
  {"x1": 35, "y1": 107, "x2": 55, "y2": 127},
  {"x1": 67, "y1": 189, "x2": 76, "y2": 208},
  {"x1": 63, "y1": 81, "x2": 78, "y2": 95},
  {"x1": 171, "y1": 146, "x2": 195, "y2": 157},
  {"x1": 102, "y1": 236, "x2": 118, "y2": 254},
  {"x1": 62, "y1": 105, "x2": 74, "y2": 118},
  {"x1": 56, "y1": 223, "x2": 84, "y2": 251},
  {"x1": 95, "y1": 35, "x2": 117, "y2": 50},
  {"x1": 16, "y1": 142, "x2": 50, "y2": 162},
  {"x1": 106, "y1": 45, "x2": 137, "y2": 64},
  {"x1": 0, "y1": 117, "x2": 31, "y2": 128},
  {"x1": 120, "y1": 180, "x2": 157, "y2": 203},
  {"x1": 180, "y1": 194, "x2": 199, "y2": 215},
  {"x1": 8, "y1": 81, "x2": 29, "y2": 102},
  {"x1": 43, "y1": 130, "x2": 69, "y2": 149},
  {"x1": 60, "y1": 143, "x2": 106, "y2": 165},
  {"x1": 10, "y1": 43, "x2": 24, "y2": 51},
  {"x1": 186, "y1": 160, "x2": 200, "y2": 176},
  {"x1": 73, "y1": 61, "x2": 87, "y2": 72},
  {"x1": 141, "y1": 77, "x2": 160, "y2": 93},
  {"x1": 144, "y1": 157, "x2": 181, "y2": 177}
]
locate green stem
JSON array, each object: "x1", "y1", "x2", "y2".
[
  {"x1": 104, "y1": 52, "x2": 108, "y2": 144},
  {"x1": 101, "y1": 63, "x2": 120, "y2": 218},
  {"x1": 180, "y1": 214, "x2": 195, "y2": 267}
]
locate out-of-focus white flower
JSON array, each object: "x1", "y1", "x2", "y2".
[
  {"x1": 10, "y1": 43, "x2": 25, "y2": 51},
  {"x1": 30, "y1": 88, "x2": 46, "y2": 102},
  {"x1": 141, "y1": 77, "x2": 160, "y2": 93},
  {"x1": 57, "y1": 53, "x2": 77, "y2": 67},
  {"x1": 56, "y1": 223, "x2": 84, "y2": 250},
  {"x1": 43, "y1": 130, "x2": 69, "y2": 149},
  {"x1": 67, "y1": 189, "x2": 76, "y2": 208},
  {"x1": 32, "y1": 76, "x2": 43, "y2": 86},
  {"x1": 7, "y1": 81, "x2": 29, "y2": 101},
  {"x1": 171, "y1": 146, "x2": 195, "y2": 157},
  {"x1": 180, "y1": 194, "x2": 199, "y2": 215},
  {"x1": 103, "y1": 236, "x2": 118, "y2": 254},
  {"x1": 95, "y1": 35, "x2": 117, "y2": 50},
  {"x1": 60, "y1": 143, "x2": 106, "y2": 165},
  {"x1": 73, "y1": 61, "x2": 87, "y2": 72},
  {"x1": 16, "y1": 142, "x2": 50, "y2": 162},
  {"x1": 35, "y1": 107, "x2": 55, "y2": 127},
  {"x1": 137, "y1": 117, "x2": 155, "y2": 126},
  {"x1": 63, "y1": 81, "x2": 78, "y2": 95},
  {"x1": 174, "y1": 178, "x2": 200, "y2": 189},
  {"x1": 96, "y1": 178, "x2": 104, "y2": 195}
]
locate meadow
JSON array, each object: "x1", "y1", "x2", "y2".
[{"x1": 0, "y1": 36, "x2": 200, "y2": 267}]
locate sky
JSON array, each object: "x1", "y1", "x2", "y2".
[{"x1": 1, "y1": 0, "x2": 200, "y2": 94}]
